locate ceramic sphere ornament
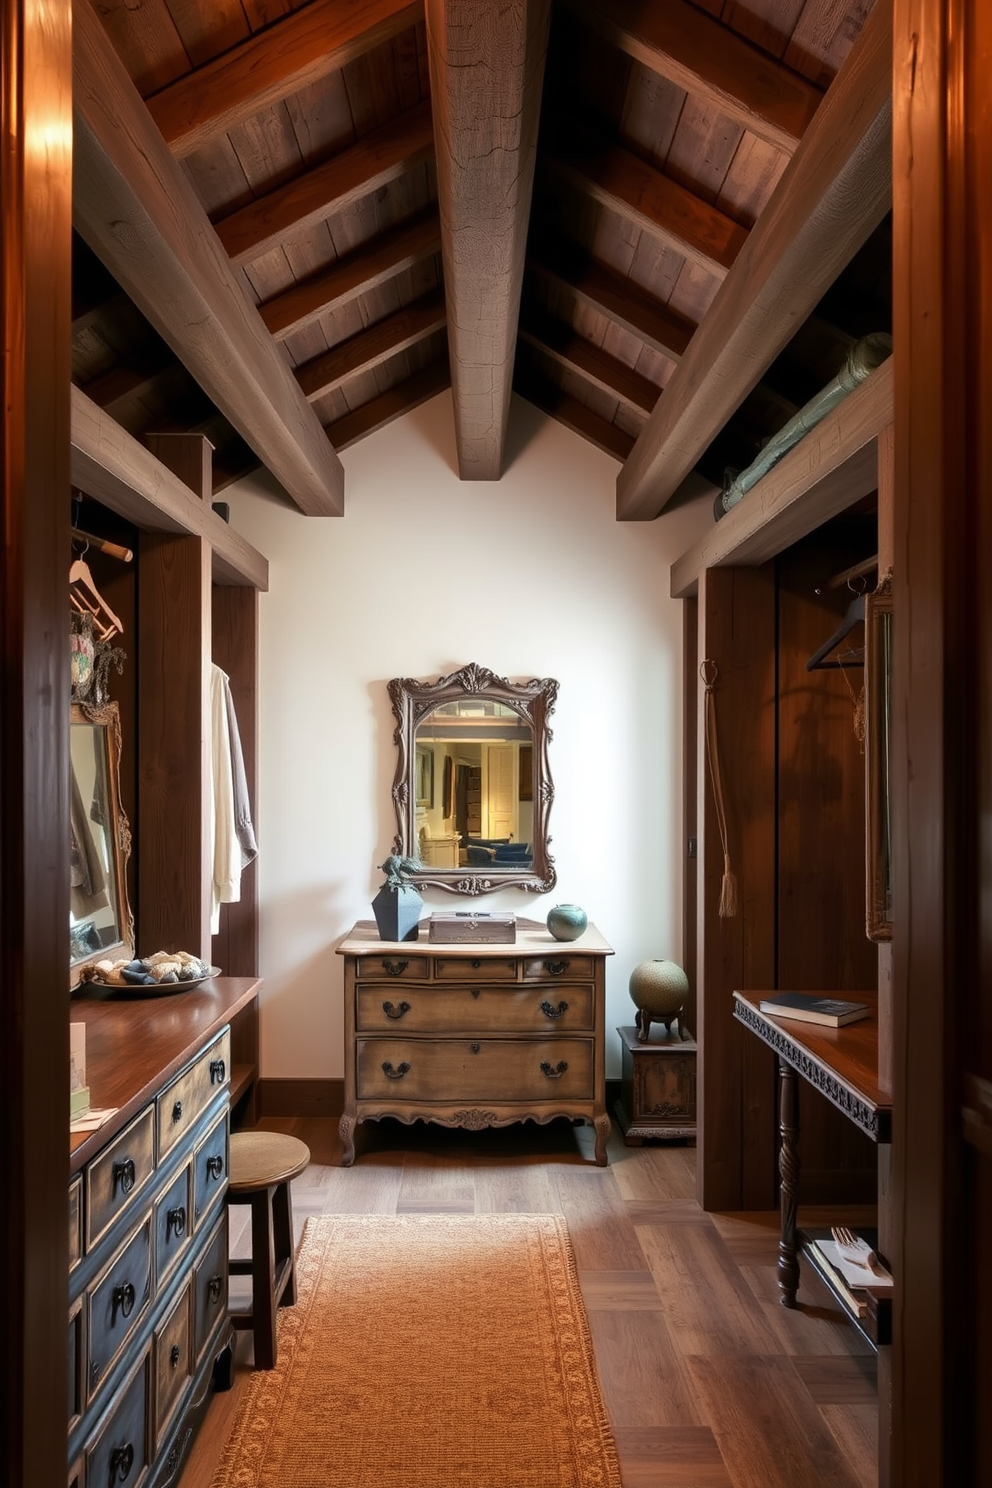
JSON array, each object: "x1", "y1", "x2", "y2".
[
  {"x1": 629, "y1": 958, "x2": 689, "y2": 1042},
  {"x1": 546, "y1": 904, "x2": 588, "y2": 942}
]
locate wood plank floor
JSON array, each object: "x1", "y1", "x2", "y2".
[{"x1": 181, "y1": 1117, "x2": 878, "y2": 1488}]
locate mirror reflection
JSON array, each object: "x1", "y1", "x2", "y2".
[
  {"x1": 388, "y1": 663, "x2": 558, "y2": 895},
  {"x1": 70, "y1": 702, "x2": 133, "y2": 982},
  {"x1": 414, "y1": 700, "x2": 534, "y2": 871}
]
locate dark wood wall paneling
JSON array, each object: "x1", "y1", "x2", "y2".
[{"x1": 1, "y1": 0, "x2": 72, "y2": 1484}]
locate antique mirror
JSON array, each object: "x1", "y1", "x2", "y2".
[
  {"x1": 389, "y1": 663, "x2": 558, "y2": 894},
  {"x1": 865, "y1": 572, "x2": 893, "y2": 942},
  {"x1": 70, "y1": 700, "x2": 134, "y2": 987}
]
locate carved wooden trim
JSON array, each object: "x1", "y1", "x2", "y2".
[
  {"x1": 732, "y1": 999, "x2": 891, "y2": 1142},
  {"x1": 388, "y1": 663, "x2": 558, "y2": 895}
]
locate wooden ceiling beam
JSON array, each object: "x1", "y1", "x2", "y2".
[
  {"x1": 215, "y1": 100, "x2": 434, "y2": 268},
  {"x1": 518, "y1": 309, "x2": 660, "y2": 416},
  {"x1": 147, "y1": 0, "x2": 422, "y2": 158},
  {"x1": 325, "y1": 358, "x2": 451, "y2": 450},
  {"x1": 616, "y1": 0, "x2": 892, "y2": 520},
  {"x1": 260, "y1": 210, "x2": 441, "y2": 341},
  {"x1": 543, "y1": 122, "x2": 749, "y2": 282},
  {"x1": 425, "y1": 0, "x2": 552, "y2": 479},
  {"x1": 73, "y1": 0, "x2": 345, "y2": 517},
  {"x1": 563, "y1": 0, "x2": 822, "y2": 155},
  {"x1": 295, "y1": 288, "x2": 446, "y2": 402},
  {"x1": 527, "y1": 241, "x2": 694, "y2": 363},
  {"x1": 514, "y1": 363, "x2": 637, "y2": 461}
]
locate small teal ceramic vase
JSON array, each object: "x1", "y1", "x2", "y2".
[
  {"x1": 371, "y1": 885, "x2": 423, "y2": 943},
  {"x1": 629, "y1": 959, "x2": 689, "y2": 1042},
  {"x1": 547, "y1": 904, "x2": 588, "y2": 942}
]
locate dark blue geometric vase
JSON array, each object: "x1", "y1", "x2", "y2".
[{"x1": 371, "y1": 885, "x2": 423, "y2": 942}]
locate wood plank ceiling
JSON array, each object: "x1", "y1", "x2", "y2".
[{"x1": 71, "y1": 0, "x2": 888, "y2": 518}]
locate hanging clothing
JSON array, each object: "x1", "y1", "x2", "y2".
[{"x1": 210, "y1": 664, "x2": 258, "y2": 934}]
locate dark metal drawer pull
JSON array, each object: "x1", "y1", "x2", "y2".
[
  {"x1": 206, "y1": 1154, "x2": 224, "y2": 1181},
  {"x1": 111, "y1": 1281, "x2": 136, "y2": 1325},
  {"x1": 543, "y1": 959, "x2": 568, "y2": 976},
  {"x1": 470, "y1": 988, "x2": 481, "y2": 999},
  {"x1": 166, "y1": 1205, "x2": 187, "y2": 1241},
  {"x1": 112, "y1": 1158, "x2": 136, "y2": 1197},
  {"x1": 210, "y1": 1058, "x2": 226, "y2": 1085},
  {"x1": 382, "y1": 1061, "x2": 410, "y2": 1080},
  {"x1": 382, "y1": 1000, "x2": 411, "y2": 1020},
  {"x1": 470, "y1": 1043, "x2": 481, "y2": 1054},
  {"x1": 382, "y1": 959, "x2": 409, "y2": 977},
  {"x1": 207, "y1": 1274, "x2": 224, "y2": 1304},
  {"x1": 471, "y1": 959, "x2": 481, "y2": 969},
  {"x1": 540, "y1": 1000, "x2": 569, "y2": 1020},
  {"x1": 540, "y1": 1060, "x2": 568, "y2": 1080},
  {"x1": 108, "y1": 1442, "x2": 134, "y2": 1485},
  {"x1": 170, "y1": 1344, "x2": 181, "y2": 1370},
  {"x1": 172, "y1": 1100, "x2": 183, "y2": 1123}
]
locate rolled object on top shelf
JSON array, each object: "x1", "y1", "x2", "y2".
[{"x1": 714, "y1": 332, "x2": 892, "y2": 520}]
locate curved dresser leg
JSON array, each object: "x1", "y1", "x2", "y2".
[
  {"x1": 593, "y1": 1112, "x2": 611, "y2": 1166},
  {"x1": 338, "y1": 1113, "x2": 356, "y2": 1167},
  {"x1": 777, "y1": 1058, "x2": 801, "y2": 1307}
]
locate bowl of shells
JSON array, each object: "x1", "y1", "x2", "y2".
[{"x1": 80, "y1": 951, "x2": 220, "y2": 994}]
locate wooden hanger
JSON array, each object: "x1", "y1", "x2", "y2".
[
  {"x1": 806, "y1": 590, "x2": 865, "y2": 671},
  {"x1": 69, "y1": 556, "x2": 124, "y2": 640}
]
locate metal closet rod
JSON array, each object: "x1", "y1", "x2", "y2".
[
  {"x1": 70, "y1": 526, "x2": 133, "y2": 563},
  {"x1": 815, "y1": 554, "x2": 878, "y2": 595}
]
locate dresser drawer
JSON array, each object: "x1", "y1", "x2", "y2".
[
  {"x1": 157, "y1": 1030, "x2": 230, "y2": 1160},
  {"x1": 87, "y1": 1218, "x2": 152, "y2": 1399},
  {"x1": 84, "y1": 1348, "x2": 149, "y2": 1488},
  {"x1": 193, "y1": 1216, "x2": 228, "y2": 1361},
  {"x1": 357, "y1": 1037, "x2": 595, "y2": 1102},
  {"x1": 85, "y1": 1107, "x2": 155, "y2": 1252},
  {"x1": 69, "y1": 1297, "x2": 84, "y2": 1434},
  {"x1": 354, "y1": 953, "x2": 429, "y2": 981},
  {"x1": 69, "y1": 1176, "x2": 82, "y2": 1273},
  {"x1": 521, "y1": 953, "x2": 597, "y2": 982},
  {"x1": 431, "y1": 955, "x2": 518, "y2": 981},
  {"x1": 154, "y1": 1163, "x2": 193, "y2": 1293},
  {"x1": 192, "y1": 1111, "x2": 228, "y2": 1229},
  {"x1": 153, "y1": 1282, "x2": 192, "y2": 1450},
  {"x1": 356, "y1": 982, "x2": 595, "y2": 1034}
]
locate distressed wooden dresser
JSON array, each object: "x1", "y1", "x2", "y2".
[
  {"x1": 68, "y1": 978, "x2": 259, "y2": 1488},
  {"x1": 338, "y1": 920, "x2": 613, "y2": 1165}
]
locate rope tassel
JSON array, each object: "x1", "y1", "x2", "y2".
[{"x1": 701, "y1": 660, "x2": 738, "y2": 919}]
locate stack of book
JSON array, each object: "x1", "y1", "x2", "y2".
[
  {"x1": 759, "y1": 993, "x2": 871, "y2": 1027},
  {"x1": 802, "y1": 1227, "x2": 893, "y2": 1318}
]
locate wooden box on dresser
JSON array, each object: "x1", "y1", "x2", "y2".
[
  {"x1": 338, "y1": 920, "x2": 614, "y2": 1165},
  {"x1": 68, "y1": 978, "x2": 259, "y2": 1488}
]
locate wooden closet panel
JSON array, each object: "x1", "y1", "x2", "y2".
[
  {"x1": 682, "y1": 597, "x2": 698, "y2": 1037},
  {"x1": 777, "y1": 532, "x2": 878, "y2": 1202},
  {"x1": 696, "y1": 565, "x2": 777, "y2": 1211},
  {"x1": 211, "y1": 585, "x2": 258, "y2": 979},
  {"x1": 137, "y1": 533, "x2": 212, "y2": 958}
]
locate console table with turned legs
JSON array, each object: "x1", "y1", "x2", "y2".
[{"x1": 337, "y1": 920, "x2": 614, "y2": 1165}]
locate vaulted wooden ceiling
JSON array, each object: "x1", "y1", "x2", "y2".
[{"x1": 71, "y1": 0, "x2": 889, "y2": 519}]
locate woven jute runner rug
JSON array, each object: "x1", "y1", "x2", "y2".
[{"x1": 211, "y1": 1212, "x2": 622, "y2": 1488}]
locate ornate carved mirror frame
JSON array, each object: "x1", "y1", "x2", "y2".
[{"x1": 388, "y1": 663, "x2": 558, "y2": 895}]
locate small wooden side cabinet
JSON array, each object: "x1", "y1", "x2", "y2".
[
  {"x1": 614, "y1": 1024, "x2": 697, "y2": 1143},
  {"x1": 338, "y1": 919, "x2": 614, "y2": 1165}
]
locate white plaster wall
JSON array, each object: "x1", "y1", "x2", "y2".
[{"x1": 225, "y1": 391, "x2": 710, "y2": 1079}]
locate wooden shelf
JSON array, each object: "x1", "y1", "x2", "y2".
[
  {"x1": 229, "y1": 1062, "x2": 257, "y2": 1110},
  {"x1": 799, "y1": 1229, "x2": 892, "y2": 1350}
]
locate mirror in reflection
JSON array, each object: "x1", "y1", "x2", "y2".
[
  {"x1": 70, "y1": 701, "x2": 134, "y2": 985},
  {"x1": 389, "y1": 664, "x2": 558, "y2": 895}
]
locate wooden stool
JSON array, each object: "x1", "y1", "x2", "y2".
[{"x1": 226, "y1": 1131, "x2": 310, "y2": 1369}]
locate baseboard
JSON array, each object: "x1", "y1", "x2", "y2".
[{"x1": 257, "y1": 1078, "x2": 344, "y2": 1118}]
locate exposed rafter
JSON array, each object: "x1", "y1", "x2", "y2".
[
  {"x1": 563, "y1": 0, "x2": 823, "y2": 155},
  {"x1": 518, "y1": 310, "x2": 660, "y2": 416},
  {"x1": 543, "y1": 120, "x2": 749, "y2": 282},
  {"x1": 295, "y1": 289, "x2": 446, "y2": 402},
  {"x1": 616, "y1": 0, "x2": 892, "y2": 519},
  {"x1": 72, "y1": 0, "x2": 345, "y2": 517},
  {"x1": 425, "y1": 0, "x2": 552, "y2": 479},
  {"x1": 147, "y1": 0, "x2": 422, "y2": 158},
  {"x1": 515, "y1": 362, "x2": 637, "y2": 461},
  {"x1": 325, "y1": 359, "x2": 451, "y2": 450},
  {"x1": 260, "y1": 211, "x2": 441, "y2": 342},
  {"x1": 215, "y1": 101, "x2": 435, "y2": 268}
]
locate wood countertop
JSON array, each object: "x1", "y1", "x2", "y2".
[{"x1": 338, "y1": 917, "x2": 614, "y2": 957}]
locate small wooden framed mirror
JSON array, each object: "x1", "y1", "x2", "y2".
[
  {"x1": 70, "y1": 700, "x2": 134, "y2": 987},
  {"x1": 865, "y1": 572, "x2": 893, "y2": 942},
  {"x1": 388, "y1": 663, "x2": 558, "y2": 895}
]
